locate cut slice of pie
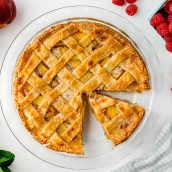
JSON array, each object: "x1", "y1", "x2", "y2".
[
  {"x1": 89, "y1": 93, "x2": 144, "y2": 145},
  {"x1": 13, "y1": 21, "x2": 150, "y2": 155}
]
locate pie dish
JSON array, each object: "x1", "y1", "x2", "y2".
[{"x1": 13, "y1": 21, "x2": 150, "y2": 155}]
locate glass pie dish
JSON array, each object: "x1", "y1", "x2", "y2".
[{"x1": 0, "y1": 5, "x2": 164, "y2": 170}]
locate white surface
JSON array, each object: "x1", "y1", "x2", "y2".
[
  {"x1": 0, "y1": 0, "x2": 171, "y2": 171},
  {"x1": 0, "y1": 8, "x2": 163, "y2": 170}
]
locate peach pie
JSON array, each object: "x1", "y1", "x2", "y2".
[{"x1": 13, "y1": 22, "x2": 150, "y2": 155}]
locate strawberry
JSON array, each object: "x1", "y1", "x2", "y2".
[
  {"x1": 166, "y1": 42, "x2": 172, "y2": 52},
  {"x1": 150, "y1": 13, "x2": 166, "y2": 28},
  {"x1": 125, "y1": 4, "x2": 138, "y2": 16},
  {"x1": 112, "y1": 0, "x2": 125, "y2": 6},
  {"x1": 156, "y1": 23, "x2": 170, "y2": 36}
]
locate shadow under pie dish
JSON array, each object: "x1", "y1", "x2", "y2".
[{"x1": 13, "y1": 21, "x2": 150, "y2": 155}]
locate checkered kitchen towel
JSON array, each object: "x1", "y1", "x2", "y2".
[{"x1": 112, "y1": 119, "x2": 172, "y2": 172}]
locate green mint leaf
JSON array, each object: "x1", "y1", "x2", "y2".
[
  {"x1": 0, "y1": 167, "x2": 11, "y2": 172},
  {"x1": 0, "y1": 150, "x2": 15, "y2": 167}
]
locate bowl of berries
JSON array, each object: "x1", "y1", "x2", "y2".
[{"x1": 149, "y1": 0, "x2": 172, "y2": 53}]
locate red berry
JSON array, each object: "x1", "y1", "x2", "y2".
[
  {"x1": 156, "y1": 23, "x2": 170, "y2": 36},
  {"x1": 168, "y1": 14, "x2": 172, "y2": 23},
  {"x1": 112, "y1": 0, "x2": 125, "y2": 6},
  {"x1": 150, "y1": 13, "x2": 166, "y2": 28},
  {"x1": 125, "y1": 4, "x2": 138, "y2": 16},
  {"x1": 164, "y1": 35, "x2": 172, "y2": 42},
  {"x1": 166, "y1": 42, "x2": 172, "y2": 52},
  {"x1": 126, "y1": 0, "x2": 137, "y2": 3},
  {"x1": 169, "y1": 4, "x2": 172, "y2": 13},
  {"x1": 164, "y1": 0, "x2": 172, "y2": 13},
  {"x1": 169, "y1": 23, "x2": 172, "y2": 33}
]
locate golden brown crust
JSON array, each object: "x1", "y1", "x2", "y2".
[
  {"x1": 13, "y1": 21, "x2": 150, "y2": 154},
  {"x1": 89, "y1": 93, "x2": 144, "y2": 145}
]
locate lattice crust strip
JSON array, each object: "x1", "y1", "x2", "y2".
[{"x1": 14, "y1": 21, "x2": 150, "y2": 154}]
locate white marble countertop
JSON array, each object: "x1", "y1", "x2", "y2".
[{"x1": 0, "y1": 0, "x2": 172, "y2": 171}]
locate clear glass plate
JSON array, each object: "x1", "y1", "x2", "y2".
[{"x1": 0, "y1": 5, "x2": 163, "y2": 170}]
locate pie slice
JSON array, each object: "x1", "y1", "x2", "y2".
[
  {"x1": 89, "y1": 93, "x2": 144, "y2": 145},
  {"x1": 13, "y1": 21, "x2": 150, "y2": 155}
]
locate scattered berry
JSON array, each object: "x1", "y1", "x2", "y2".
[
  {"x1": 164, "y1": 35, "x2": 172, "y2": 42},
  {"x1": 126, "y1": 0, "x2": 137, "y2": 3},
  {"x1": 166, "y1": 42, "x2": 172, "y2": 52},
  {"x1": 167, "y1": 14, "x2": 172, "y2": 23},
  {"x1": 156, "y1": 23, "x2": 170, "y2": 36},
  {"x1": 125, "y1": 4, "x2": 138, "y2": 16},
  {"x1": 169, "y1": 23, "x2": 172, "y2": 33},
  {"x1": 164, "y1": 0, "x2": 172, "y2": 13},
  {"x1": 112, "y1": 0, "x2": 125, "y2": 6},
  {"x1": 150, "y1": 13, "x2": 166, "y2": 28}
]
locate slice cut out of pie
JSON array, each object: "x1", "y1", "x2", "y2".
[
  {"x1": 13, "y1": 21, "x2": 150, "y2": 154},
  {"x1": 89, "y1": 93, "x2": 144, "y2": 145}
]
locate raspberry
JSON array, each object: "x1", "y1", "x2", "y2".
[
  {"x1": 169, "y1": 4, "x2": 172, "y2": 13},
  {"x1": 126, "y1": 0, "x2": 137, "y2": 3},
  {"x1": 156, "y1": 23, "x2": 170, "y2": 36},
  {"x1": 125, "y1": 4, "x2": 138, "y2": 16},
  {"x1": 169, "y1": 23, "x2": 172, "y2": 33},
  {"x1": 166, "y1": 42, "x2": 172, "y2": 52},
  {"x1": 167, "y1": 14, "x2": 172, "y2": 23},
  {"x1": 150, "y1": 13, "x2": 166, "y2": 28},
  {"x1": 112, "y1": 0, "x2": 125, "y2": 6},
  {"x1": 164, "y1": 0, "x2": 172, "y2": 13},
  {"x1": 164, "y1": 35, "x2": 172, "y2": 42}
]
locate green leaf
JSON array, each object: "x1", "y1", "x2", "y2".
[
  {"x1": 0, "y1": 167, "x2": 11, "y2": 172},
  {"x1": 0, "y1": 150, "x2": 15, "y2": 167}
]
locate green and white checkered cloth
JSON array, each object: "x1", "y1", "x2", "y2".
[{"x1": 112, "y1": 119, "x2": 172, "y2": 172}]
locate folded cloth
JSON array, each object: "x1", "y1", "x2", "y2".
[{"x1": 112, "y1": 119, "x2": 172, "y2": 172}]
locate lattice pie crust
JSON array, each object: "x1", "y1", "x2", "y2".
[{"x1": 14, "y1": 22, "x2": 150, "y2": 154}]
